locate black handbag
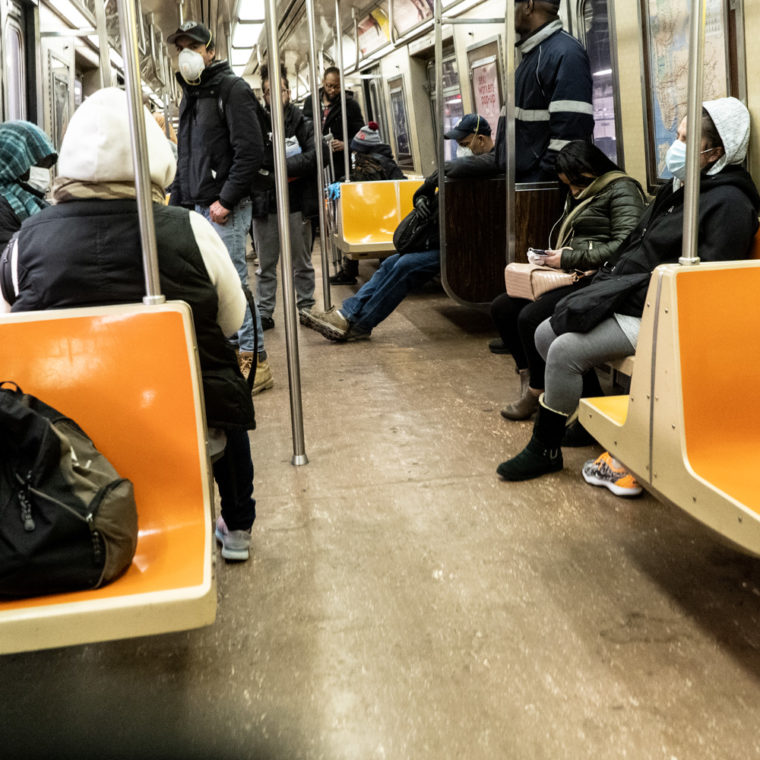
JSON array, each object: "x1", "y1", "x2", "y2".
[
  {"x1": 550, "y1": 272, "x2": 651, "y2": 335},
  {"x1": 393, "y1": 206, "x2": 440, "y2": 255}
]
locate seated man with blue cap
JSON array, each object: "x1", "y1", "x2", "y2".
[{"x1": 304, "y1": 114, "x2": 498, "y2": 341}]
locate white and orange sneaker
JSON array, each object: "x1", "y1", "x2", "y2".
[{"x1": 582, "y1": 451, "x2": 642, "y2": 497}]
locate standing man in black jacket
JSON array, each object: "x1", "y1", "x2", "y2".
[
  {"x1": 303, "y1": 66, "x2": 365, "y2": 284},
  {"x1": 168, "y1": 21, "x2": 273, "y2": 394},
  {"x1": 251, "y1": 66, "x2": 317, "y2": 330}
]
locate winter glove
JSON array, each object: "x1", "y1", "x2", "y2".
[{"x1": 414, "y1": 194, "x2": 432, "y2": 221}]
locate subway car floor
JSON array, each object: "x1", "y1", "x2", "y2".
[{"x1": 3, "y1": 250, "x2": 760, "y2": 760}]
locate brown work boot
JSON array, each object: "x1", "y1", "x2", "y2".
[
  {"x1": 238, "y1": 350, "x2": 254, "y2": 379},
  {"x1": 252, "y1": 359, "x2": 274, "y2": 395}
]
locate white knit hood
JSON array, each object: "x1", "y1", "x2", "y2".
[
  {"x1": 57, "y1": 87, "x2": 176, "y2": 188},
  {"x1": 702, "y1": 96, "x2": 750, "y2": 175}
]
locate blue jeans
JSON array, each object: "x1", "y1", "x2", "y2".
[
  {"x1": 212, "y1": 428, "x2": 255, "y2": 531},
  {"x1": 196, "y1": 200, "x2": 264, "y2": 354},
  {"x1": 341, "y1": 250, "x2": 440, "y2": 332}
]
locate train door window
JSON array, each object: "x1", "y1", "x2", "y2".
[
  {"x1": 577, "y1": 0, "x2": 619, "y2": 164},
  {"x1": 467, "y1": 39, "x2": 503, "y2": 137},
  {"x1": 425, "y1": 51, "x2": 464, "y2": 161},
  {"x1": 4, "y1": 12, "x2": 26, "y2": 120},
  {"x1": 48, "y1": 52, "x2": 72, "y2": 151},
  {"x1": 388, "y1": 77, "x2": 413, "y2": 169},
  {"x1": 363, "y1": 69, "x2": 390, "y2": 148}
]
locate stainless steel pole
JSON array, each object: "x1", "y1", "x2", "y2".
[
  {"x1": 334, "y1": 0, "x2": 351, "y2": 181},
  {"x1": 504, "y1": 0, "x2": 516, "y2": 263},
  {"x1": 306, "y1": 0, "x2": 333, "y2": 310},
  {"x1": 265, "y1": 0, "x2": 309, "y2": 466},
  {"x1": 94, "y1": 0, "x2": 113, "y2": 88},
  {"x1": 680, "y1": 0, "x2": 706, "y2": 266},
  {"x1": 434, "y1": 0, "x2": 445, "y2": 275},
  {"x1": 116, "y1": 0, "x2": 163, "y2": 304}
]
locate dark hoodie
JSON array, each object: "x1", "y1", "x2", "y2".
[{"x1": 251, "y1": 100, "x2": 317, "y2": 217}]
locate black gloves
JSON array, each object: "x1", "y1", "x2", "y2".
[{"x1": 414, "y1": 194, "x2": 432, "y2": 221}]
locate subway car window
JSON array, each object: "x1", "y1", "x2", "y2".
[
  {"x1": 579, "y1": 0, "x2": 618, "y2": 163},
  {"x1": 4, "y1": 20, "x2": 26, "y2": 120},
  {"x1": 426, "y1": 52, "x2": 464, "y2": 160}
]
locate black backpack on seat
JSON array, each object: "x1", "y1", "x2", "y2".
[{"x1": 0, "y1": 382, "x2": 138, "y2": 598}]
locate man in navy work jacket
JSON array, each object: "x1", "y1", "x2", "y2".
[
  {"x1": 168, "y1": 21, "x2": 273, "y2": 395},
  {"x1": 496, "y1": 0, "x2": 594, "y2": 182}
]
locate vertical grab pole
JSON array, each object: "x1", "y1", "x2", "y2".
[
  {"x1": 306, "y1": 0, "x2": 333, "y2": 310},
  {"x1": 504, "y1": 1, "x2": 516, "y2": 264},
  {"x1": 93, "y1": 0, "x2": 113, "y2": 88},
  {"x1": 265, "y1": 0, "x2": 309, "y2": 466},
  {"x1": 334, "y1": 0, "x2": 351, "y2": 182},
  {"x1": 116, "y1": 0, "x2": 164, "y2": 304},
  {"x1": 680, "y1": 0, "x2": 706, "y2": 266},
  {"x1": 434, "y1": 0, "x2": 445, "y2": 270}
]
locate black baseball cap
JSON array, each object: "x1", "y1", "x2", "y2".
[
  {"x1": 167, "y1": 21, "x2": 213, "y2": 47},
  {"x1": 443, "y1": 113, "x2": 491, "y2": 141}
]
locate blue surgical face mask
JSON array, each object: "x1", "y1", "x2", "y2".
[
  {"x1": 665, "y1": 139, "x2": 687, "y2": 180},
  {"x1": 665, "y1": 139, "x2": 714, "y2": 180}
]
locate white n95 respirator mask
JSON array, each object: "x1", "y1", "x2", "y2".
[{"x1": 178, "y1": 49, "x2": 205, "y2": 84}]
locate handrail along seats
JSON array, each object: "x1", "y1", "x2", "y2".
[{"x1": 0, "y1": 302, "x2": 216, "y2": 654}]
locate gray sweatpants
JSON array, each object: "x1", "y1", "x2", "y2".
[
  {"x1": 252, "y1": 211, "x2": 315, "y2": 319},
  {"x1": 534, "y1": 317, "x2": 635, "y2": 415}
]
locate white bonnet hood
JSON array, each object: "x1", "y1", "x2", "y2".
[
  {"x1": 702, "y1": 96, "x2": 750, "y2": 175},
  {"x1": 57, "y1": 87, "x2": 176, "y2": 188}
]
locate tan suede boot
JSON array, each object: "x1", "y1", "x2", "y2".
[{"x1": 500, "y1": 369, "x2": 540, "y2": 421}]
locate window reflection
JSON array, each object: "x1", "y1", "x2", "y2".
[{"x1": 582, "y1": 0, "x2": 618, "y2": 163}]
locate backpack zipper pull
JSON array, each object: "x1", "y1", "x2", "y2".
[{"x1": 15, "y1": 470, "x2": 35, "y2": 531}]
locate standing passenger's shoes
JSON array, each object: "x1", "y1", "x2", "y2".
[
  {"x1": 215, "y1": 516, "x2": 251, "y2": 561},
  {"x1": 582, "y1": 452, "x2": 642, "y2": 497},
  {"x1": 252, "y1": 360, "x2": 274, "y2": 395},
  {"x1": 261, "y1": 316, "x2": 275, "y2": 331},
  {"x1": 489, "y1": 338, "x2": 509, "y2": 354},
  {"x1": 238, "y1": 350, "x2": 254, "y2": 379}
]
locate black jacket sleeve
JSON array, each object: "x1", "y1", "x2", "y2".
[
  {"x1": 218, "y1": 80, "x2": 265, "y2": 210},
  {"x1": 287, "y1": 110, "x2": 317, "y2": 178}
]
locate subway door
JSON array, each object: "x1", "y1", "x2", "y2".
[
  {"x1": 40, "y1": 29, "x2": 75, "y2": 152},
  {"x1": 1, "y1": 0, "x2": 38, "y2": 121}
]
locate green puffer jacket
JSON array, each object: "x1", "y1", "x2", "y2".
[{"x1": 553, "y1": 172, "x2": 649, "y2": 270}]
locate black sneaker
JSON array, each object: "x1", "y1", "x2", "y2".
[
  {"x1": 329, "y1": 269, "x2": 358, "y2": 285},
  {"x1": 261, "y1": 316, "x2": 275, "y2": 331},
  {"x1": 489, "y1": 338, "x2": 509, "y2": 355}
]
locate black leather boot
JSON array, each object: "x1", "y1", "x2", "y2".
[{"x1": 497, "y1": 398, "x2": 567, "y2": 481}]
